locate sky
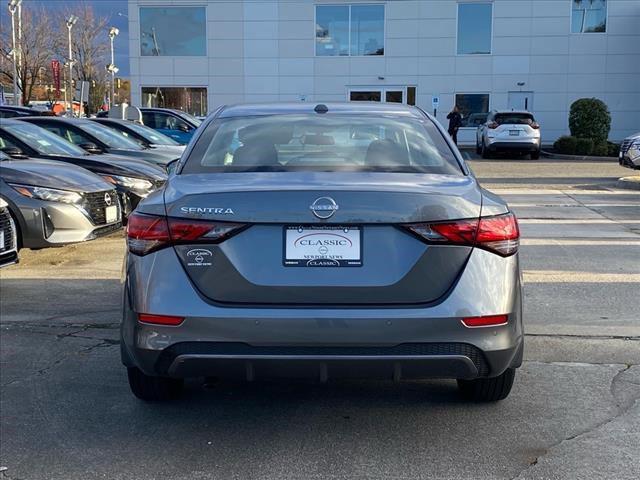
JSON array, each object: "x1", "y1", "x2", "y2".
[{"x1": 19, "y1": 0, "x2": 130, "y2": 75}]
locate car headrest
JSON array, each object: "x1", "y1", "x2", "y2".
[{"x1": 365, "y1": 139, "x2": 410, "y2": 166}]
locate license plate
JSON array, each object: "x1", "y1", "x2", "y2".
[
  {"x1": 105, "y1": 205, "x2": 118, "y2": 224},
  {"x1": 284, "y1": 226, "x2": 362, "y2": 267},
  {"x1": 0, "y1": 231, "x2": 4, "y2": 250},
  {"x1": 509, "y1": 130, "x2": 520, "y2": 136}
]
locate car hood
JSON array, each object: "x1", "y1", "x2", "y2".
[
  {"x1": 149, "y1": 145, "x2": 186, "y2": 155},
  {"x1": 39, "y1": 153, "x2": 167, "y2": 182},
  {"x1": 0, "y1": 159, "x2": 114, "y2": 192},
  {"x1": 107, "y1": 148, "x2": 178, "y2": 165},
  {"x1": 624, "y1": 132, "x2": 640, "y2": 141}
]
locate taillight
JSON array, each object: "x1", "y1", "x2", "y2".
[
  {"x1": 488, "y1": 122, "x2": 499, "y2": 129},
  {"x1": 127, "y1": 212, "x2": 246, "y2": 256},
  {"x1": 404, "y1": 212, "x2": 519, "y2": 256},
  {"x1": 531, "y1": 122, "x2": 540, "y2": 129},
  {"x1": 462, "y1": 314, "x2": 508, "y2": 328}
]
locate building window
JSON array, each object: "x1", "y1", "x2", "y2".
[
  {"x1": 140, "y1": 7, "x2": 206, "y2": 56},
  {"x1": 455, "y1": 93, "x2": 490, "y2": 127},
  {"x1": 457, "y1": 3, "x2": 492, "y2": 55},
  {"x1": 141, "y1": 87, "x2": 207, "y2": 116},
  {"x1": 316, "y1": 5, "x2": 384, "y2": 56},
  {"x1": 572, "y1": 0, "x2": 607, "y2": 33}
]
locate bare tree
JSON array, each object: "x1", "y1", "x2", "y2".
[{"x1": 0, "y1": 8, "x2": 55, "y2": 106}]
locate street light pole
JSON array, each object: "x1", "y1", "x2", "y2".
[
  {"x1": 7, "y1": 0, "x2": 22, "y2": 106},
  {"x1": 66, "y1": 15, "x2": 78, "y2": 116},
  {"x1": 107, "y1": 27, "x2": 119, "y2": 110}
]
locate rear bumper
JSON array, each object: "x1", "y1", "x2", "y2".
[
  {"x1": 122, "y1": 247, "x2": 524, "y2": 380},
  {"x1": 142, "y1": 341, "x2": 522, "y2": 381},
  {"x1": 487, "y1": 140, "x2": 540, "y2": 152}
]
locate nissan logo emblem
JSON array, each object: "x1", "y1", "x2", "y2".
[
  {"x1": 104, "y1": 192, "x2": 112, "y2": 206},
  {"x1": 310, "y1": 197, "x2": 338, "y2": 219}
]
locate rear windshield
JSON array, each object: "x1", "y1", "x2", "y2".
[
  {"x1": 494, "y1": 113, "x2": 535, "y2": 125},
  {"x1": 182, "y1": 114, "x2": 463, "y2": 175}
]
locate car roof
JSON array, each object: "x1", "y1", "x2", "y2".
[
  {"x1": 139, "y1": 107, "x2": 186, "y2": 115},
  {"x1": 491, "y1": 110, "x2": 533, "y2": 115},
  {"x1": 20, "y1": 116, "x2": 88, "y2": 124},
  {"x1": 0, "y1": 105, "x2": 36, "y2": 112},
  {"x1": 218, "y1": 102, "x2": 425, "y2": 119}
]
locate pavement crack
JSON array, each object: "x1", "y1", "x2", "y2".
[
  {"x1": 0, "y1": 339, "x2": 118, "y2": 388},
  {"x1": 511, "y1": 364, "x2": 640, "y2": 479}
]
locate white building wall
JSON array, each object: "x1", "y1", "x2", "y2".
[{"x1": 129, "y1": 0, "x2": 640, "y2": 143}]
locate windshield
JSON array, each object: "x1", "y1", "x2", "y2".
[
  {"x1": 494, "y1": 113, "x2": 535, "y2": 125},
  {"x1": 78, "y1": 121, "x2": 144, "y2": 149},
  {"x1": 182, "y1": 114, "x2": 463, "y2": 175},
  {"x1": 3, "y1": 122, "x2": 88, "y2": 156},
  {"x1": 127, "y1": 122, "x2": 181, "y2": 145},
  {"x1": 178, "y1": 111, "x2": 202, "y2": 127}
]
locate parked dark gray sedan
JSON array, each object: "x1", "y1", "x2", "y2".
[
  {"x1": 123, "y1": 103, "x2": 523, "y2": 403},
  {"x1": 18, "y1": 117, "x2": 179, "y2": 169},
  {"x1": 1, "y1": 153, "x2": 121, "y2": 249}
]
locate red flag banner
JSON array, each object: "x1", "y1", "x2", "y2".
[{"x1": 51, "y1": 60, "x2": 61, "y2": 98}]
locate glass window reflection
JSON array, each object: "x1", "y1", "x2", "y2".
[
  {"x1": 140, "y1": 7, "x2": 206, "y2": 56},
  {"x1": 316, "y1": 5, "x2": 384, "y2": 56},
  {"x1": 572, "y1": 0, "x2": 607, "y2": 33},
  {"x1": 457, "y1": 3, "x2": 492, "y2": 55}
]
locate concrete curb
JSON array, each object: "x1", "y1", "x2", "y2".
[
  {"x1": 616, "y1": 176, "x2": 640, "y2": 191},
  {"x1": 540, "y1": 150, "x2": 617, "y2": 162}
]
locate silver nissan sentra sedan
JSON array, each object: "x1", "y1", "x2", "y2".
[{"x1": 123, "y1": 103, "x2": 523, "y2": 402}]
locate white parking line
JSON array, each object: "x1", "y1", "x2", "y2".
[
  {"x1": 519, "y1": 219, "x2": 640, "y2": 224},
  {"x1": 521, "y1": 239, "x2": 640, "y2": 246},
  {"x1": 524, "y1": 271, "x2": 640, "y2": 283}
]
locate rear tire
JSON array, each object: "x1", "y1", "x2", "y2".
[
  {"x1": 457, "y1": 368, "x2": 515, "y2": 402},
  {"x1": 481, "y1": 141, "x2": 492, "y2": 159},
  {"x1": 530, "y1": 149, "x2": 540, "y2": 160},
  {"x1": 127, "y1": 367, "x2": 184, "y2": 401},
  {"x1": 476, "y1": 141, "x2": 482, "y2": 154}
]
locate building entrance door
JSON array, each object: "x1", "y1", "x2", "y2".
[{"x1": 508, "y1": 91, "x2": 534, "y2": 112}]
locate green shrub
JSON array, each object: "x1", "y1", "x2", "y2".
[
  {"x1": 607, "y1": 142, "x2": 620, "y2": 157},
  {"x1": 575, "y1": 138, "x2": 594, "y2": 155},
  {"x1": 569, "y1": 98, "x2": 611, "y2": 144},
  {"x1": 592, "y1": 142, "x2": 609, "y2": 157},
  {"x1": 554, "y1": 136, "x2": 578, "y2": 154}
]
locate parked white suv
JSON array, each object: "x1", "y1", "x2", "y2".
[
  {"x1": 619, "y1": 132, "x2": 640, "y2": 170},
  {"x1": 476, "y1": 110, "x2": 541, "y2": 159}
]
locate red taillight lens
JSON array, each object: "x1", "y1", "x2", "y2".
[
  {"x1": 138, "y1": 313, "x2": 184, "y2": 326},
  {"x1": 476, "y1": 213, "x2": 520, "y2": 256},
  {"x1": 462, "y1": 314, "x2": 509, "y2": 328},
  {"x1": 531, "y1": 122, "x2": 540, "y2": 129},
  {"x1": 127, "y1": 212, "x2": 170, "y2": 255},
  {"x1": 488, "y1": 122, "x2": 499, "y2": 129},
  {"x1": 127, "y1": 212, "x2": 246, "y2": 256},
  {"x1": 404, "y1": 212, "x2": 519, "y2": 256}
]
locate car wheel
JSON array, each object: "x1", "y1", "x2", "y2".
[
  {"x1": 530, "y1": 150, "x2": 540, "y2": 160},
  {"x1": 476, "y1": 140, "x2": 482, "y2": 155},
  {"x1": 481, "y1": 141, "x2": 492, "y2": 159},
  {"x1": 457, "y1": 368, "x2": 515, "y2": 402},
  {"x1": 127, "y1": 367, "x2": 184, "y2": 401}
]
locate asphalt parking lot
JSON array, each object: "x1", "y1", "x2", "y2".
[{"x1": 1, "y1": 156, "x2": 639, "y2": 480}]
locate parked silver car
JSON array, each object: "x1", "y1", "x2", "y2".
[
  {"x1": 122, "y1": 103, "x2": 524, "y2": 403},
  {"x1": 0, "y1": 195, "x2": 19, "y2": 268},
  {"x1": 476, "y1": 110, "x2": 541, "y2": 159},
  {"x1": 619, "y1": 132, "x2": 640, "y2": 169},
  {"x1": 0, "y1": 154, "x2": 122, "y2": 249}
]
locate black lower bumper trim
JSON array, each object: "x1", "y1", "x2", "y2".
[{"x1": 155, "y1": 342, "x2": 491, "y2": 379}]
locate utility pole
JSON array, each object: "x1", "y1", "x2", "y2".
[
  {"x1": 66, "y1": 15, "x2": 78, "y2": 115},
  {"x1": 8, "y1": 0, "x2": 22, "y2": 106},
  {"x1": 107, "y1": 27, "x2": 119, "y2": 109}
]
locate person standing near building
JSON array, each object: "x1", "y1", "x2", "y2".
[{"x1": 447, "y1": 106, "x2": 462, "y2": 145}]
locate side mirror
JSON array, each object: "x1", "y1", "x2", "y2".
[
  {"x1": 1, "y1": 147, "x2": 29, "y2": 159},
  {"x1": 177, "y1": 124, "x2": 191, "y2": 133},
  {"x1": 78, "y1": 142, "x2": 103, "y2": 154}
]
